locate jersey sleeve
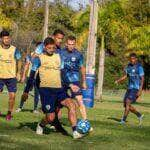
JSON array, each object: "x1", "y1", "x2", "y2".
[
  {"x1": 79, "y1": 53, "x2": 84, "y2": 67},
  {"x1": 139, "y1": 66, "x2": 144, "y2": 77},
  {"x1": 31, "y1": 57, "x2": 41, "y2": 71},
  {"x1": 14, "y1": 48, "x2": 21, "y2": 60},
  {"x1": 35, "y1": 43, "x2": 44, "y2": 55}
]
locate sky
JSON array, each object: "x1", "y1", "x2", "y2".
[{"x1": 49, "y1": 0, "x2": 90, "y2": 10}]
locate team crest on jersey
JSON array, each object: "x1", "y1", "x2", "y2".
[
  {"x1": 132, "y1": 69, "x2": 135, "y2": 73},
  {"x1": 71, "y1": 57, "x2": 76, "y2": 62},
  {"x1": 46, "y1": 105, "x2": 51, "y2": 110}
]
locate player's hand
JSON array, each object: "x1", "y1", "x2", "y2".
[
  {"x1": 137, "y1": 89, "x2": 142, "y2": 97},
  {"x1": 21, "y1": 92, "x2": 28, "y2": 102},
  {"x1": 70, "y1": 84, "x2": 80, "y2": 93},
  {"x1": 82, "y1": 81, "x2": 87, "y2": 89}
]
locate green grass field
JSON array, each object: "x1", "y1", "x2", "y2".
[{"x1": 0, "y1": 85, "x2": 150, "y2": 150}]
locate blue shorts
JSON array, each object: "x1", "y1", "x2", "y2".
[
  {"x1": 64, "y1": 82, "x2": 82, "y2": 98},
  {"x1": 0, "y1": 78, "x2": 17, "y2": 93},
  {"x1": 124, "y1": 89, "x2": 139, "y2": 103},
  {"x1": 39, "y1": 87, "x2": 69, "y2": 114}
]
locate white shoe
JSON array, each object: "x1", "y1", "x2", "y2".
[
  {"x1": 138, "y1": 114, "x2": 144, "y2": 126},
  {"x1": 33, "y1": 110, "x2": 39, "y2": 114},
  {"x1": 120, "y1": 119, "x2": 125, "y2": 125},
  {"x1": 89, "y1": 127, "x2": 93, "y2": 132},
  {"x1": 73, "y1": 131, "x2": 84, "y2": 139},
  {"x1": 49, "y1": 125, "x2": 55, "y2": 130},
  {"x1": 36, "y1": 123, "x2": 43, "y2": 135},
  {"x1": 15, "y1": 108, "x2": 22, "y2": 113}
]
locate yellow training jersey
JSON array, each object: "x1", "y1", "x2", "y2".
[
  {"x1": 38, "y1": 53, "x2": 62, "y2": 88},
  {"x1": 0, "y1": 45, "x2": 17, "y2": 79}
]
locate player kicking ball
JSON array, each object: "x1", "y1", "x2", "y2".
[
  {"x1": 61, "y1": 36, "x2": 93, "y2": 131},
  {"x1": 26, "y1": 37, "x2": 84, "y2": 139},
  {"x1": 0, "y1": 30, "x2": 21, "y2": 120},
  {"x1": 115, "y1": 53, "x2": 144, "y2": 125}
]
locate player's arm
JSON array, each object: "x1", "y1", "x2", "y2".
[
  {"x1": 24, "y1": 57, "x2": 41, "y2": 93},
  {"x1": 137, "y1": 66, "x2": 145, "y2": 97},
  {"x1": 32, "y1": 43, "x2": 44, "y2": 57},
  {"x1": 21, "y1": 56, "x2": 31, "y2": 83},
  {"x1": 79, "y1": 54, "x2": 87, "y2": 89},
  {"x1": 115, "y1": 74, "x2": 127, "y2": 84},
  {"x1": 15, "y1": 49, "x2": 22, "y2": 81}
]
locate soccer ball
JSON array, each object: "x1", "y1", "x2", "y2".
[{"x1": 76, "y1": 119, "x2": 91, "y2": 134}]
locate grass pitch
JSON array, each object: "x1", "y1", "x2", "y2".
[{"x1": 0, "y1": 85, "x2": 150, "y2": 150}]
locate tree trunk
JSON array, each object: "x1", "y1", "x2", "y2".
[
  {"x1": 96, "y1": 35, "x2": 105, "y2": 101},
  {"x1": 43, "y1": 0, "x2": 49, "y2": 40}
]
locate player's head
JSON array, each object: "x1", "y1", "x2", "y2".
[
  {"x1": 66, "y1": 36, "x2": 76, "y2": 52},
  {"x1": 129, "y1": 53, "x2": 137, "y2": 64},
  {"x1": 0, "y1": 30, "x2": 11, "y2": 47},
  {"x1": 52, "y1": 29, "x2": 65, "y2": 47},
  {"x1": 44, "y1": 37, "x2": 56, "y2": 55}
]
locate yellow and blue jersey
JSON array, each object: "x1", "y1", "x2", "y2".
[
  {"x1": 61, "y1": 48, "x2": 84, "y2": 84},
  {"x1": 125, "y1": 63, "x2": 144, "y2": 90},
  {"x1": 0, "y1": 45, "x2": 21, "y2": 78},
  {"x1": 31, "y1": 52, "x2": 62, "y2": 88}
]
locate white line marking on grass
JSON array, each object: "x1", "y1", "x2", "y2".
[{"x1": 0, "y1": 134, "x2": 9, "y2": 137}]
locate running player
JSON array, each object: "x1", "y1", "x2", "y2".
[
  {"x1": 115, "y1": 53, "x2": 144, "y2": 125},
  {"x1": 16, "y1": 42, "x2": 42, "y2": 113},
  {"x1": 0, "y1": 30, "x2": 21, "y2": 120}
]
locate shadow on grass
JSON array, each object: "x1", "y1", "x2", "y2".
[
  {"x1": 21, "y1": 109, "x2": 33, "y2": 113},
  {"x1": 107, "y1": 117, "x2": 121, "y2": 122}
]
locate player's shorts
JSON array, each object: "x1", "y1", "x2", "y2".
[
  {"x1": 124, "y1": 89, "x2": 139, "y2": 103},
  {"x1": 0, "y1": 78, "x2": 17, "y2": 93},
  {"x1": 64, "y1": 82, "x2": 82, "y2": 98},
  {"x1": 39, "y1": 87, "x2": 69, "y2": 114}
]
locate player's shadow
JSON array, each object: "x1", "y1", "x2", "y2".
[
  {"x1": 107, "y1": 117, "x2": 121, "y2": 122},
  {"x1": 17, "y1": 122, "x2": 55, "y2": 134},
  {"x1": 0, "y1": 114, "x2": 6, "y2": 118},
  {"x1": 21, "y1": 109, "x2": 33, "y2": 112}
]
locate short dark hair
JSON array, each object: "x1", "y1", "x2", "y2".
[
  {"x1": 53, "y1": 29, "x2": 65, "y2": 36},
  {"x1": 130, "y1": 53, "x2": 137, "y2": 58},
  {"x1": 67, "y1": 35, "x2": 76, "y2": 41},
  {"x1": 0, "y1": 30, "x2": 10, "y2": 38},
  {"x1": 44, "y1": 37, "x2": 55, "y2": 46}
]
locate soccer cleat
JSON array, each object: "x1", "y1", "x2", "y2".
[
  {"x1": 73, "y1": 131, "x2": 84, "y2": 139},
  {"x1": 120, "y1": 119, "x2": 125, "y2": 125},
  {"x1": 33, "y1": 110, "x2": 39, "y2": 114},
  {"x1": 6, "y1": 114, "x2": 12, "y2": 121},
  {"x1": 138, "y1": 114, "x2": 144, "y2": 126},
  {"x1": 36, "y1": 123, "x2": 43, "y2": 135},
  {"x1": 89, "y1": 127, "x2": 94, "y2": 132},
  {"x1": 15, "y1": 108, "x2": 22, "y2": 113}
]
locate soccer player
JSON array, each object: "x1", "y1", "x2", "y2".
[
  {"x1": 115, "y1": 53, "x2": 144, "y2": 125},
  {"x1": 34, "y1": 29, "x2": 65, "y2": 119},
  {"x1": 26, "y1": 37, "x2": 83, "y2": 139},
  {"x1": 0, "y1": 30, "x2": 21, "y2": 120},
  {"x1": 16, "y1": 42, "x2": 42, "y2": 113},
  {"x1": 61, "y1": 36, "x2": 88, "y2": 121}
]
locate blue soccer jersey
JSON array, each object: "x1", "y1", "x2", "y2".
[
  {"x1": 125, "y1": 63, "x2": 144, "y2": 90},
  {"x1": 14, "y1": 48, "x2": 21, "y2": 60},
  {"x1": 61, "y1": 48, "x2": 84, "y2": 84}
]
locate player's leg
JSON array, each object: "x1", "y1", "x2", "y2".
[
  {"x1": 75, "y1": 95, "x2": 87, "y2": 120},
  {"x1": 120, "y1": 99, "x2": 131, "y2": 124},
  {"x1": 5, "y1": 78, "x2": 17, "y2": 120},
  {"x1": 33, "y1": 83, "x2": 40, "y2": 113},
  {"x1": 36, "y1": 88, "x2": 56, "y2": 135},
  {"x1": 0, "y1": 79, "x2": 4, "y2": 116}
]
